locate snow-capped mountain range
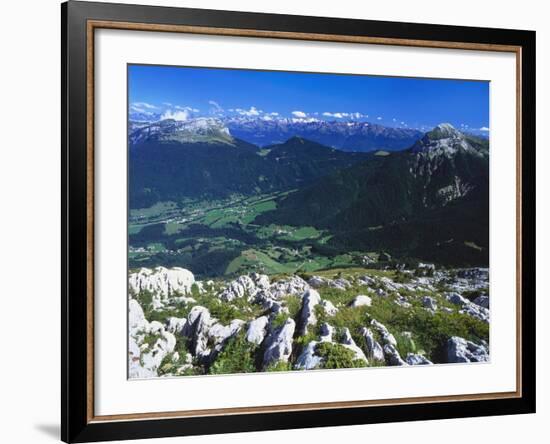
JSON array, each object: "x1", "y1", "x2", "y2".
[{"x1": 129, "y1": 114, "x2": 424, "y2": 152}]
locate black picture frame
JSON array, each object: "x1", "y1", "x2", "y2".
[{"x1": 62, "y1": 1, "x2": 536, "y2": 442}]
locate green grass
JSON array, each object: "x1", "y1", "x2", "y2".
[
  {"x1": 208, "y1": 331, "x2": 258, "y2": 375},
  {"x1": 283, "y1": 295, "x2": 302, "y2": 320},
  {"x1": 225, "y1": 249, "x2": 299, "y2": 276}
]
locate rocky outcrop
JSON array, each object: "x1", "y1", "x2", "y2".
[
  {"x1": 328, "y1": 278, "x2": 352, "y2": 291},
  {"x1": 245, "y1": 316, "x2": 269, "y2": 345},
  {"x1": 218, "y1": 275, "x2": 257, "y2": 302},
  {"x1": 128, "y1": 299, "x2": 177, "y2": 378},
  {"x1": 206, "y1": 319, "x2": 245, "y2": 362},
  {"x1": 395, "y1": 294, "x2": 412, "y2": 308},
  {"x1": 359, "y1": 327, "x2": 385, "y2": 362},
  {"x1": 446, "y1": 292, "x2": 469, "y2": 306},
  {"x1": 294, "y1": 341, "x2": 323, "y2": 370},
  {"x1": 473, "y1": 295, "x2": 489, "y2": 309},
  {"x1": 319, "y1": 323, "x2": 335, "y2": 342},
  {"x1": 263, "y1": 318, "x2": 296, "y2": 369},
  {"x1": 340, "y1": 328, "x2": 368, "y2": 363},
  {"x1": 128, "y1": 267, "x2": 490, "y2": 377},
  {"x1": 447, "y1": 336, "x2": 489, "y2": 363},
  {"x1": 406, "y1": 353, "x2": 433, "y2": 365},
  {"x1": 129, "y1": 267, "x2": 195, "y2": 309},
  {"x1": 446, "y1": 292, "x2": 489, "y2": 323},
  {"x1": 270, "y1": 276, "x2": 310, "y2": 299},
  {"x1": 422, "y1": 296, "x2": 438, "y2": 311},
  {"x1": 371, "y1": 319, "x2": 397, "y2": 346},
  {"x1": 460, "y1": 303, "x2": 490, "y2": 323},
  {"x1": 219, "y1": 274, "x2": 309, "y2": 313},
  {"x1": 320, "y1": 299, "x2": 338, "y2": 316},
  {"x1": 349, "y1": 295, "x2": 372, "y2": 308},
  {"x1": 298, "y1": 289, "x2": 321, "y2": 335},
  {"x1": 165, "y1": 317, "x2": 187, "y2": 335},
  {"x1": 307, "y1": 275, "x2": 351, "y2": 291},
  {"x1": 383, "y1": 344, "x2": 407, "y2": 366},
  {"x1": 308, "y1": 275, "x2": 328, "y2": 288},
  {"x1": 184, "y1": 306, "x2": 212, "y2": 359}
]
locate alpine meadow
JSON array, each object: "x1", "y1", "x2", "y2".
[{"x1": 127, "y1": 65, "x2": 491, "y2": 378}]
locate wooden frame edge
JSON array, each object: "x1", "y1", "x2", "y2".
[{"x1": 79, "y1": 14, "x2": 528, "y2": 429}]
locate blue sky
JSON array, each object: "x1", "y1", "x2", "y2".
[{"x1": 128, "y1": 64, "x2": 489, "y2": 132}]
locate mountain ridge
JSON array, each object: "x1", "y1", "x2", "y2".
[
  {"x1": 129, "y1": 116, "x2": 424, "y2": 153},
  {"x1": 255, "y1": 124, "x2": 489, "y2": 265}
]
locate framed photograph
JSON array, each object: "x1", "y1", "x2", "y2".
[{"x1": 62, "y1": 1, "x2": 536, "y2": 442}]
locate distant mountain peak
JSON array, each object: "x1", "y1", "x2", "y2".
[
  {"x1": 412, "y1": 123, "x2": 477, "y2": 156},
  {"x1": 130, "y1": 117, "x2": 235, "y2": 146},
  {"x1": 430, "y1": 123, "x2": 461, "y2": 139}
]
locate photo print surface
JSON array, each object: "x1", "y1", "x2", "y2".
[{"x1": 127, "y1": 64, "x2": 490, "y2": 379}]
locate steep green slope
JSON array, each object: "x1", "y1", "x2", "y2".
[
  {"x1": 129, "y1": 136, "x2": 370, "y2": 208},
  {"x1": 256, "y1": 124, "x2": 489, "y2": 266}
]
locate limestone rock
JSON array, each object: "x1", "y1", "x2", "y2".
[
  {"x1": 406, "y1": 353, "x2": 433, "y2": 365},
  {"x1": 371, "y1": 319, "x2": 397, "y2": 346},
  {"x1": 460, "y1": 303, "x2": 490, "y2": 323},
  {"x1": 422, "y1": 296, "x2": 438, "y2": 311},
  {"x1": 446, "y1": 292, "x2": 469, "y2": 306},
  {"x1": 184, "y1": 306, "x2": 212, "y2": 359},
  {"x1": 294, "y1": 341, "x2": 323, "y2": 370},
  {"x1": 395, "y1": 294, "x2": 412, "y2": 308},
  {"x1": 218, "y1": 275, "x2": 256, "y2": 302},
  {"x1": 129, "y1": 267, "x2": 195, "y2": 309},
  {"x1": 207, "y1": 319, "x2": 245, "y2": 362},
  {"x1": 473, "y1": 295, "x2": 490, "y2": 309},
  {"x1": 308, "y1": 275, "x2": 328, "y2": 288},
  {"x1": 129, "y1": 298, "x2": 149, "y2": 336},
  {"x1": 328, "y1": 278, "x2": 351, "y2": 291},
  {"x1": 298, "y1": 289, "x2": 321, "y2": 335},
  {"x1": 263, "y1": 318, "x2": 295, "y2": 369},
  {"x1": 359, "y1": 327, "x2": 384, "y2": 362},
  {"x1": 319, "y1": 323, "x2": 335, "y2": 342},
  {"x1": 349, "y1": 295, "x2": 372, "y2": 308},
  {"x1": 340, "y1": 328, "x2": 368, "y2": 363},
  {"x1": 447, "y1": 336, "x2": 489, "y2": 363},
  {"x1": 318, "y1": 300, "x2": 336, "y2": 316},
  {"x1": 245, "y1": 316, "x2": 269, "y2": 345},
  {"x1": 383, "y1": 344, "x2": 407, "y2": 366},
  {"x1": 270, "y1": 276, "x2": 310, "y2": 299},
  {"x1": 165, "y1": 317, "x2": 187, "y2": 335}
]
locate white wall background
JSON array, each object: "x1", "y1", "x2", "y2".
[{"x1": 0, "y1": 1, "x2": 546, "y2": 443}]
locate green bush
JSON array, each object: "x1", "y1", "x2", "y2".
[
  {"x1": 270, "y1": 313, "x2": 288, "y2": 330},
  {"x1": 315, "y1": 342, "x2": 367, "y2": 369},
  {"x1": 265, "y1": 361, "x2": 292, "y2": 372},
  {"x1": 209, "y1": 332, "x2": 257, "y2": 375}
]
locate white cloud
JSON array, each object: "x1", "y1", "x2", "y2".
[
  {"x1": 235, "y1": 106, "x2": 262, "y2": 117},
  {"x1": 323, "y1": 112, "x2": 345, "y2": 118},
  {"x1": 162, "y1": 102, "x2": 172, "y2": 107},
  {"x1": 323, "y1": 111, "x2": 365, "y2": 119},
  {"x1": 161, "y1": 109, "x2": 190, "y2": 121},
  {"x1": 130, "y1": 104, "x2": 154, "y2": 115},
  {"x1": 270, "y1": 112, "x2": 279, "y2": 116},
  {"x1": 175, "y1": 105, "x2": 199, "y2": 113},
  {"x1": 208, "y1": 100, "x2": 224, "y2": 113},
  {"x1": 291, "y1": 110, "x2": 307, "y2": 118},
  {"x1": 377, "y1": 116, "x2": 383, "y2": 120},
  {"x1": 479, "y1": 126, "x2": 490, "y2": 132},
  {"x1": 133, "y1": 102, "x2": 158, "y2": 109}
]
